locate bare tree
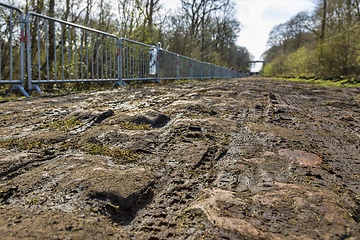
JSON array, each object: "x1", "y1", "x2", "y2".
[
  {"x1": 180, "y1": 0, "x2": 230, "y2": 56},
  {"x1": 267, "y1": 23, "x2": 292, "y2": 54},
  {"x1": 319, "y1": 0, "x2": 327, "y2": 43}
]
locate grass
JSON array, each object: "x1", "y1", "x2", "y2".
[
  {"x1": 36, "y1": 118, "x2": 151, "y2": 133},
  {"x1": 0, "y1": 95, "x2": 27, "y2": 103},
  {"x1": 0, "y1": 138, "x2": 44, "y2": 150},
  {"x1": 51, "y1": 117, "x2": 83, "y2": 131},
  {"x1": 0, "y1": 137, "x2": 137, "y2": 164},
  {"x1": 34, "y1": 117, "x2": 83, "y2": 131},
  {"x1": 273, "y1": 77, "x2": 360, "y2": 88},
  {"x1": 81, "y1": 142, "x2": 138, "y2": 164}
]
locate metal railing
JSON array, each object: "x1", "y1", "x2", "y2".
[
  {"x1": 192, "y1": 59, "x2": 202, "y2": 79},
  {"x1": 159, "y1": 49, "x2": 178, "y2": 80},
  {"x1": 0, "y1": 2, "x2": 28, "y2": 97},
  {"x1": 26, "y1": 12, "x2": 120, "y2": 94},
  {"x1": 120, "y1": 38, "x2": 157, "y2": 82},
  {"x1": 0, "y1": 2, "x2": 247, "y2": 98}
]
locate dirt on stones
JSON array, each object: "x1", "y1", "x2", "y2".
[{"x1": 1, "y1": 77, "x2": 360, "y2": 239}]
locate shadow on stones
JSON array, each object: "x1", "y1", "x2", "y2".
[
  {"x1": 131, "y1": 111, "x2": 170, "y2": 128},
  {"x1": 92, "y1": 185, "x2": 155, "y2": 226},
  {"x1": 104, "y1": 110, "x2": 170, "y2": 128}
]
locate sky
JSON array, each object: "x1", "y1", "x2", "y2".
[
  {"x1": 160, "y1": 0, "x2": 317, "y2": 71},
  {"x1": 236, "y1": 0, "x2": 316, "y2": 71}
]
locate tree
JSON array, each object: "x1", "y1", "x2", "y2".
[
  {"x1": 263, "y1": 0, "x2": 360, "y2": 79},
  {"x1": 145, "y1": 0, "x2": 161, "y2": 35},
  {"x1": 180, "y1": 0, "x2": 230, "y2": 56},
  {"x1": 211, "y1": 3, "x2": 240, "y2": 58},
  {"x1": 267, "y1": 23, "x2": 292, "y2": 55}
]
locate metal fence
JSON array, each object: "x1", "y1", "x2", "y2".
[
  {"x1": 159, "y1": 49, "x2": 178, "y2": 80},
  {"x1": 26, "y1": 12, "x2": 120, "y2": 94},
  {"x1": 120, "y1": 39, "x2": 157, "y2": 82},
  {"x1": 0, "y1": 2, "x2": 247, "y2": 98},
  {"x1": 0, "y1": 2, "x2": 28, "y2": 97}
]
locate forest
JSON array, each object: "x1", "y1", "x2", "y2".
[
  {"x1": 263, "y1": 0, "x2": 360, "y2": 81},
  {"x1": 0, "y1": 0, "x2": 252, "y2": 87}
]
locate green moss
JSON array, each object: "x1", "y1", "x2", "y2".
[
  {"x1": 175, "y1": 208, "x2": 208, "y2": 229},
  {"x1": 34, "y1": 117, "x2": 83, "y2": 131},
  {"x1": 0, "y1": 138, "x2": 44, "y2": 150},
  {"x1": 81, "y1": 143, "x2": 138, "y2": 164},
  {"x1": 221, "y1": 134, "x2": 231, "y2": 145},
  {"x1": 30, "y1": 197, "x2": 38, "y2": 204}
]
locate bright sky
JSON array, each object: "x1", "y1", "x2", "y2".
[
  {"x1": 236, "y1": 0, "x2": 316, "y2": 71},
  {"x1": 160, "y1": 0, "x2": 316, "y2": 71}
]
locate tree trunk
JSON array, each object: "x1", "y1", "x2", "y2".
[
  {"x1": 200, "y1": 9, "x2": 205, "y2": 61},
  {"x1": 319, "y1": 0, "x2": 327, "y2": 43},
  {"x1": 64, "y1": 0, "x2": 70, "y2": 21},
  {"x1": 149, "y1": 0, "x2": 154, "y2": 35},
  {"x1": 318, "y1": 0, "x2": 327, "y2": 77}
]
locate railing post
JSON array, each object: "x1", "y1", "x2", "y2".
[
  {"x1": 176, "y1": 54, "x2": 179, "y2": 81},
  {"x1": 20, "y1": 14, "x2": 26, "y2": 91},
  {"x1": 26, "y1": 13, "x2": 41, "y2": 94},
  {"x1": 208, "y1": 63, "x2": 211, "y2": 80},
  {"x1": 115, "y1": 38, "x2": 123, "y2": 86},
  {"x1": 200, "y1": 62, "x2": 203, "y2": 80},
  {"x1": 190, "y1": 59, "x2": 193, "y2": 80},
  {"x1": 15, "y1": 9, "x2": 29, "y2": 97},
  {"x1": 29, "y1": 15, "x2": 42, "y2": 94},
  {"x1": 156, "y1": 42, "x2": 161, "y2": 83},
  {"x1": 26, "y1": 13, "x2": 34, "y2": 93},
  {"x1": 1, "y1": 3, "x2": 30, "y2": 98}
]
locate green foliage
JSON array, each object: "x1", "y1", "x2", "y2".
[
  {"x1": 316, "y1": 30, "x2": 360, "y2": 79},
  {"x1": 263, "y1": 1, "x2": 360, "y2": 81},
  {"x1": 263, "y1": 64, "x2": 275, "y2": 77},
  {"x1": 263, "y1": 56, "x2": 287, "y2": 77},
  {"x1": 264, "y1": 47, "x2": 317, "y2": 78},
  {"x1": 288, "y1": 47, "x2": 317, "y2": 77}
]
